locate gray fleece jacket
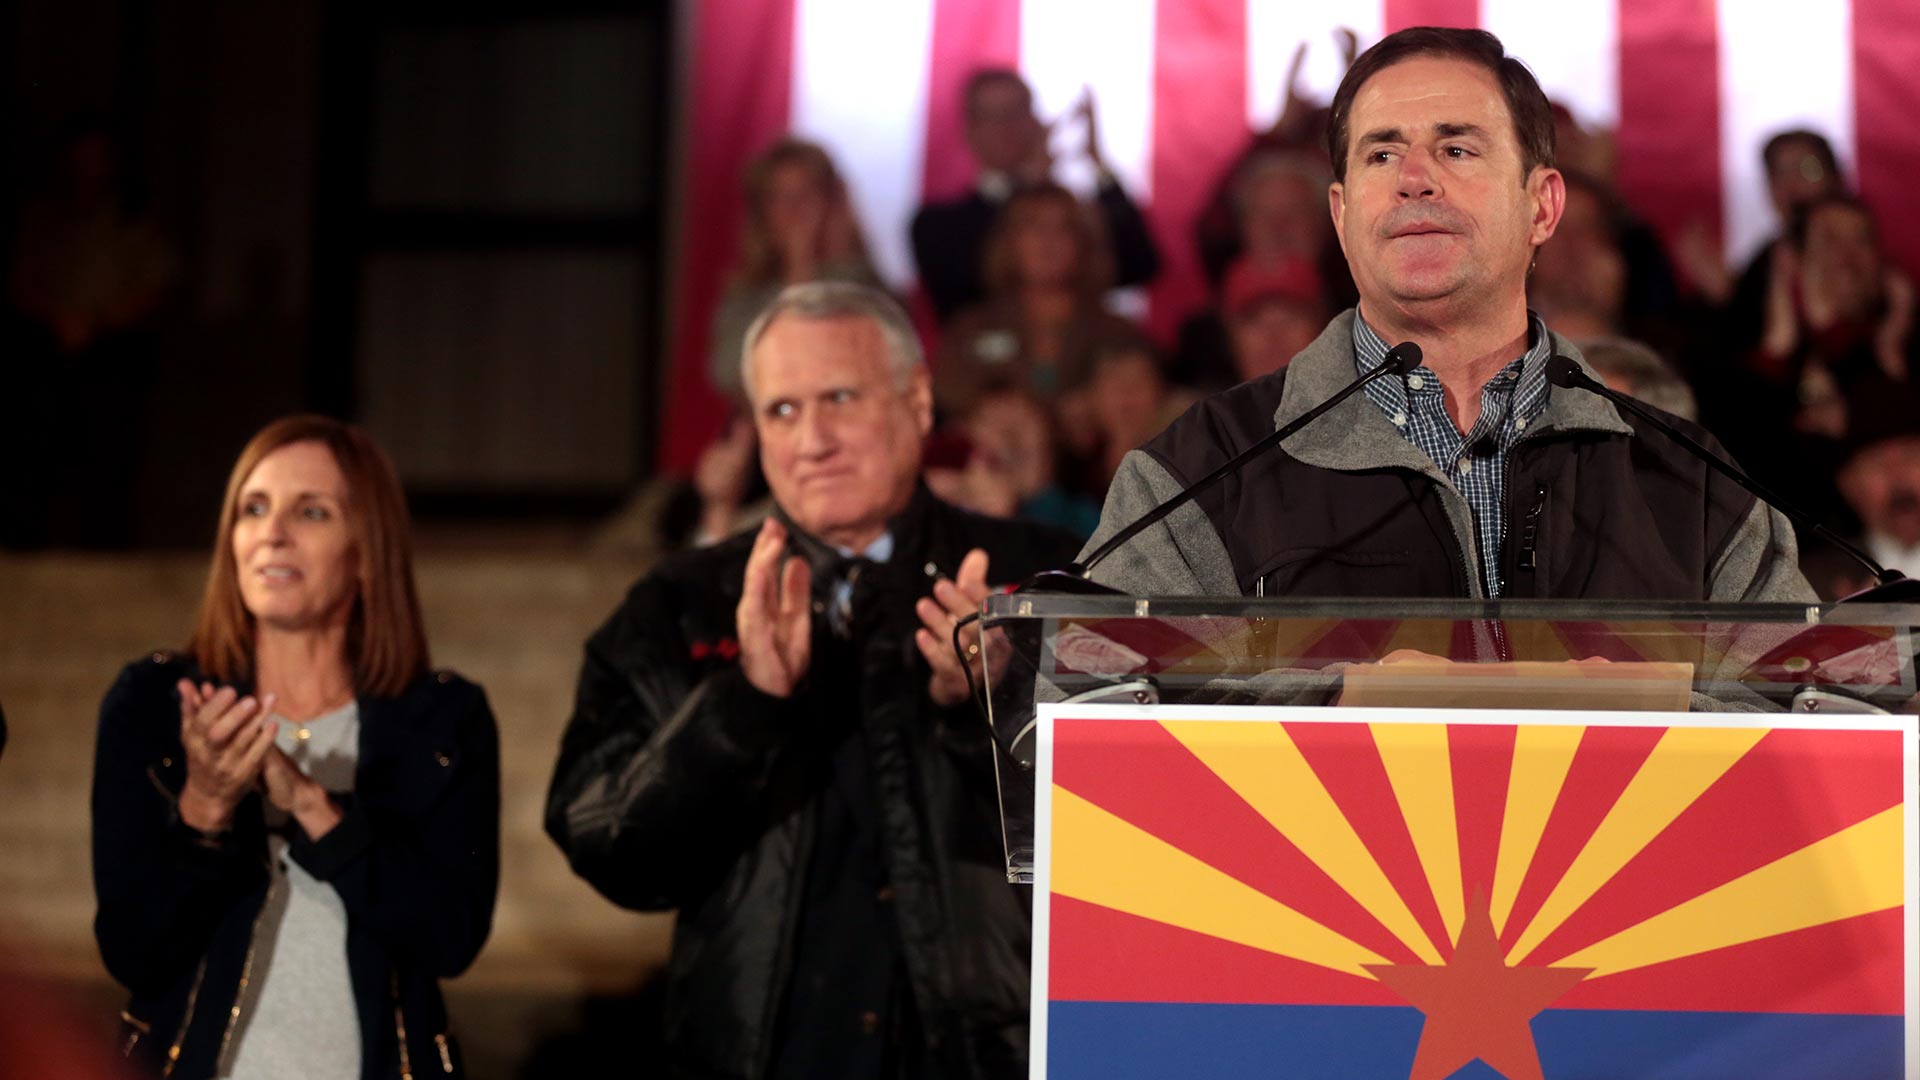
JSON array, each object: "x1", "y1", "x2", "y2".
[{"x1": 1080, "y1": 310, "x2": 1814, "y2": 606}]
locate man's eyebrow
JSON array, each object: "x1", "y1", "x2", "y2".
[{"x1": 1357, "y1": 122, "x2": 1493, "y2": 148}]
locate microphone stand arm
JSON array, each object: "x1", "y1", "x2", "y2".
[
  {"x1": 1547, "y1": 359, "x2": 1913, "y2": 600},
  {"x1": 1071, "y1": 343, "x2": 1422, "y2": 581}
]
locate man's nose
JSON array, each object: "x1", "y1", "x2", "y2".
[
  {"x1": 795, "y1": 409, "x2": 837, "y2": 458},
  {"x1": 1396, "y1": 153, "x2": 1439, "y2": 200}
]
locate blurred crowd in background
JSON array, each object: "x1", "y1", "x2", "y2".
[
  {"x1": 3, "y1": 117, "x2": 179, "y2": 549},
  {"x1": 675, "y1": 44, "x2": 1920, "y2": 602},
  {"x1": 1, "y1": 16, "x2": 1917, "y2": 1077},
  {"x1": 3, "y1": 34, "x2": 1916, "y2": 602}
]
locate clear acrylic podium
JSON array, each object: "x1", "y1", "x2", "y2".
[
  {"x1": 980, "y1": 594, "x2": 1919, "y2": 882},
  {"x1": 982, "y1": 595, "x2": 1920, "y2": 1079}
]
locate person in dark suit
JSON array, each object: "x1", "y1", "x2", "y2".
[
  {"x1": 547, "y1": 281, "x2": 1079, "y2": 1079},
  {"x1": 911, "y1": 69, "x2": 1159, "y2": 322}
]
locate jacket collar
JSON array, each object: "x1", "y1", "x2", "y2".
[
  {"x1": 774, "y1": 482, "x2": 938, "y2": 584},
  {"x1": 1272, "y1": 308, "x2": 1634, "y2": 475}
]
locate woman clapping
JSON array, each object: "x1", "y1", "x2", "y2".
[{"x1": 91, "y1": 416, "x2": 498, "y2": 1078}]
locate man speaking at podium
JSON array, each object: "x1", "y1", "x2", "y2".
[{"x1": 1083, "y1": 27, "x2": 1812, "y2": 605}]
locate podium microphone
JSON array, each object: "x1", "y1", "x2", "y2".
[
  {"x1": 952, "y1": 339, "x2": 1423, "y2": 731},
  {"x1": 1543, "y1": 355, "x2": 1917, "y2": 604},
  {"x1": 1017, "y1": 340, "x2": 1426, "y2": 594}
]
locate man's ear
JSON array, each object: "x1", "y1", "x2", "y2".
[
  {"x1": 1328, "y1": 182, "x2": 1350, "y2": 259},
  {"x1": 1527, "y1": 166, "x2": 1566, "y2": 247}
]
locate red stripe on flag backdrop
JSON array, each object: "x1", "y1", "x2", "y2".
[
  {"x1": 1146, "y1": 0, "x2": 1247, "y2": 340},
  {"x1": 1383, "y1": 0, "x2": 1479, "y2": 33},
  {"x1": 920, "y1": 0, "x2": 1021, "y2": 204},
  {"x1": 1853, "y1": 0, "x2": 1920, "y2": 275},
  {"x1": 659, "y1": 0, "x2": 798, "y2": 473},
  {"x1": 1614, "y1": 0, "x2": 1723, "y2": 273}
]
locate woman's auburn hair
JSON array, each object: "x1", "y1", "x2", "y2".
[{"x1": 187, "y1": 415, "x2": 430, "y2": 698}]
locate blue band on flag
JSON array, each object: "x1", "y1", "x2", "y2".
[{"x1": 1046, "y1": 1001, "x2": 1903, "y2": 1079}]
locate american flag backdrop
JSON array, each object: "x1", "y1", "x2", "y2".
[{"x1": 660, "y1": 0, "x2": 1920, "y2": 470}]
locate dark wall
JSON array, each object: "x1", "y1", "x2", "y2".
[{"x1": 3, "y1": 3, "x2": 671, "y2": 548}]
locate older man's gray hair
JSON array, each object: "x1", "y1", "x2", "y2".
[
  {"x1": 740, "y1": 280, "x2": 924, "y2": 395},
  {"x1": 1577, "y1": 337, "x2": 1699, "y2": 421}
]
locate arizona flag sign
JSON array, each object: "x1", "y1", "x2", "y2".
[{"x1": 1031, "y1": 704, "x2": 1918, "y2": 1078}]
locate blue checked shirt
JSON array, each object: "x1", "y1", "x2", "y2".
[{"x1": 1352, "y1": 315, "x2": 1553, "y2": 597}]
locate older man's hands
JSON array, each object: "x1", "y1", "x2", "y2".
[
  {"x1": 740, "y1": 530, "x2": 1003, "y2": 709},
  {"x1": 915, "y1": 549, "x2": 995, "y2": 708},
  {"x1": 738, "y1": 518, "x2": 813, "y2": 698}
]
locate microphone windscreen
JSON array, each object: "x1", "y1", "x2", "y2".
[
  {"x1": 1545, "y1": 355, "x2": 1586, "y2": 389},
  {"x1": 1384, "y1": 341, "x2": 1423, "y2": 374}
]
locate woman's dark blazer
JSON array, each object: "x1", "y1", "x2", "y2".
[{"x1": 91, "y1": 651, "x2": 499, "y2": 1079}]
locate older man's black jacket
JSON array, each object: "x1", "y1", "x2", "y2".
[{"x1": 545, "y1": 487, "x2": 1079, "y2": 1079}]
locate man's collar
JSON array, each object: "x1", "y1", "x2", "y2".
[
  {"x1": 847, "y1": 532, "x2": 895, "y2": 563},
  {"x1": 1352, "y1": 310, "x2": 1551, "y2": 421},
  {"x1": 1350, "y1": 308, "x2": 1549, "y2": 378},
  {"x1": 1270, "y1": 309, "x2": 1633, "y2": 475},
  {"x1": 773, "y1": 484, "x2": 933, "y2": 575}
]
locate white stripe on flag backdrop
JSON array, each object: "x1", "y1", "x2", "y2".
[{"x1": 659, "y1": 0, "x2": 1920, "y2": 469}]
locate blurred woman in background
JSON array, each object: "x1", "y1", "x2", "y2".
[
  {"x1": 935, "y1": 182, "x2": 1143, "y2": 420},
  {"x1": 91, "y1": 415, "x2": 498, "y2": 1078},
  {"x1": 708, "y1": 137, "x2": 879, "y2": 401}
]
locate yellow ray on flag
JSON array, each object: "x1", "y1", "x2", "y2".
[
  {"x1": 1163, "y1": 720, "x2": 1444, "y2": 964},
  {"x1": 1489, "y1": 724, "x2": 1586, "y2": 935},
  {"x1": 1372, "y1": 723, "x2": 1466, "y2": 943},
  {"x1": 1557, "y1": 805, "x2": 1903, "y2": 978},
  {"x1": 1507, "y1": 726, "x2": 1769, "y2": 963},
  {"x1": 1050, "y1": 786, "x2": 1389, "y2": 979}
]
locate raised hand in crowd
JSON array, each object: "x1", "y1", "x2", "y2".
[
  {"x1": 1335, "y1": 26, "x2": 1360, "y2": 67},
  {"x1": 1074, "y1": 86, "x2": 1107, "y2": 174},
  {"x1": 1016, "y1": 110, "x2": 1055, "y2": 185},
  {"x1": 1673, "y1": 218, "x2": 1733, "y2": 306},
  {"x1": 1266, "y1": 42, "x2": 1315, "y2": 144},
  {"x1": 1262, "y1": 29, "x2": 1360, "y2": 145},
  {"x1": 736, "y1": 516, "x2": 812, "y2": 698},
  {"x1": 174, "y1": 680, "x2": 278, "y2": 832},
  {"x1": 914, "y1": 547, "x2": 995, "y2": 707},
  {"x1": 1758, "y1": 241, "x2": 1804, "y2": 374}
]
